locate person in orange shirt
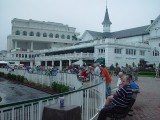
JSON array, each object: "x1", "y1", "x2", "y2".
[{"x1": 101, "y1": 64, "x2": 112, "y2": 98}]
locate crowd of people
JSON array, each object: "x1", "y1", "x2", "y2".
[{"x1": 109, "y1": 64, "x2": 139, "y2": 81}]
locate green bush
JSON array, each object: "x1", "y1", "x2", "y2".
[
  {"x1": 51, "y1": 82, "x2": 69, "y2": 93},
  {"x1": 138, "y1": 72, "x2": 155, "y2": 76},
  {"x1": 0, "y1": 72, "x2": 4, "y2": 77},
  {"x1": 7, "y1": 73, "x2": 12, "y2": 78}
]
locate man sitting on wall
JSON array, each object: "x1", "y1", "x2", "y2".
[{"x1": 97, "y1": 75, "x2": 133, "y2": 120}]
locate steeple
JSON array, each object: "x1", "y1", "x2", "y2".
[{"x1": 102, "y1": 0, "x2": 112, "y2": 32}]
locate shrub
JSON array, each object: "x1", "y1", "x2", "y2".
[
  {"x1": 0, "y1": 72, "x2": 4, "y2": 77},
  {"x1": 51, "y1": 82, "x2": 70, "y2": 93},
  {"x1": 138, "y1": 71, "x2": 155, "y2": 77}
]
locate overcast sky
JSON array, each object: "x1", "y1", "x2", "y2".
[{"x1": 0, "y1": 0, "x2": 160, "y2": 50}]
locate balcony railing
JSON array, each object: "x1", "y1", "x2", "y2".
[{"x1": 35, "y1": 52, "x2": 94, "y2": 61}]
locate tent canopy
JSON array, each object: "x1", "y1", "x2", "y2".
[
  {"x1": 0, "y1": 61, "x2": 8, "y2": 64},
  {"x1": 72, "y1": 59, "x2": 83, "y2": 66}
]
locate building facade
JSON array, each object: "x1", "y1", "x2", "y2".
[
  {"x1": 4, "y1": 4, "x2": 160, "y2": 69},
  {"x1": 5, "y1": 18, "x2": 79, "y2": 67}
]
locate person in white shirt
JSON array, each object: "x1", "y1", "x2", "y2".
[
  {"x1": 94, "y1": 63, "x2": 101, "y2": 83},
  {"x1": 116, "y1": 72, "x2": 124, "y2": 88},
  {"x1": 94, "y1": 63, "x2": 101, "y2": 76}
]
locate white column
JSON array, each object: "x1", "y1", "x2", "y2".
[
  {"x1": 31, "y1": 41, "x2": 33, "y2": 51},
  {"x1": 52, "y1": 61, "x2": 54, "y2": 66},
  {"x1": 15, "y1": 40, "x2": 17, "y2": 49},
  {"x1": 69, "y1": 60, "x2": 71, "y2": 66},
  {"x1": 60, "y1": 60, "x2": 62, "y2": 71},
  {"x1": 45, "y1": 61, "x2": 47, "y2": 69},
  {"x1": 30, "y1": 61, "x2": 33, "y2": 67}
]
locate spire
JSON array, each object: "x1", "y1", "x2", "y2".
[{"x1": 102, "y1": 0, "x2": 112, "y2": 32}]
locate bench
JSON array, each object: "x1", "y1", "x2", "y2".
[
  {"x1": 105, "y1": 92, "x2": 139, "y2": 120},
  {"x1": 105, "y1": 105, "x2": 130, "y2": 120}
]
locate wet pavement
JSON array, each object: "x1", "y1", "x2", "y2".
[{"x1": 0, "y1": 78, "x2": 50, "y2": 105}]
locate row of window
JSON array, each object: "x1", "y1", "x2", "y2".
[
  {"x1": 98, "y1": 49, "x2": 105, "y2": 54},
  {"x1": 114, "y1": 48, "x2": 144, "y2": 56},
  {"x1": 126, "y1": 49, "x2": 136, "y2": 55},
  {"x1": 15, "y1": 30, "x2": 72, "y2": 39},
  {"x1": 13, "y1": 54, "x2": 39, "y2": 58}
]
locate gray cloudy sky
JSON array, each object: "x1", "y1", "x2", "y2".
[{"x1": 0, "y1": 0, "x2": 160, "y2": 50}]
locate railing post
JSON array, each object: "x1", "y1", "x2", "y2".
[
  {"x1": 12, "y1": 108, "x2": 14, "y2": 120},
  {"x1": 86, "y1": 90, "x2": 89, "y2": 120},
  {"x1": 38, "y1": 101, "x2": 42, "y2": 120},
  {"x1": 30, "y1": 104, "x2": 34, "y2": 120},
  {"x1": 1, "y1": 109, "x2": 4, "y2": 120},
  {"x1": 22, "y1": 105, "x2": 24, "y2": 120}
]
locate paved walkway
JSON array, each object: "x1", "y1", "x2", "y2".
[{"x1": 110, "y1": 76, "x2": 160, "y2": 120}]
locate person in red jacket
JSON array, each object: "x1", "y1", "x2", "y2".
[{"x1": 101, "y1": 64, "x2": 112, "y2": 98}]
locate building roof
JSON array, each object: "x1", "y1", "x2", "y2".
[
  {"x1": 86, "y1": 25, "x2": 149, "y2": 40},
  {"x1": 146, "y1": 14, "x2": 160, "y2": 31},
  {"x1": 110, "y1": 25, "x2": 149, "y2": 39}
]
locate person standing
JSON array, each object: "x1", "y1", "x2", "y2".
[
  {"x1": 101, "y1": 64, "x2": 112, "y2": 98},
  {"x1": 94, "y1": 63, "x2": 101, "y2": 83},
  {"x1": 109, "y1": 64, "x2": 115, "y2": 76}
]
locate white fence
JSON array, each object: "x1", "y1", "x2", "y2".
[
  {"x1": 0, "y1": 68, "x2": 82, "y2": 90},
  {"x1": 0, "y1": 68, "x2": 106, "y2": 120}
]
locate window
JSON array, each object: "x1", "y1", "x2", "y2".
[
  {"x1": 15, "y1": 30, "x2": 20, "y2": 35},
  {"x1": 23, "y1": 31, "x2": 27, "y2": 36},
  {"x1": 61, "y1": 35, "x2": 65, "y2": 39},
  {"x1": 159, "y1": 43, "x2": 160, "y2": 47},
  {"x1": 29, "y1": 54, "x2": 31, "y2": 58},
  {"x1": 115, "y1": 48, "x2": 121, "y2": 54},
  {"x1": 98, "y1": 48, "x2": 105, "y2": 54},
  {"x1": 43, "y1": 33, "x2": 47, "y2": 37},
  {"x1": 67, "y1": 35, "x2": 70, "y2": 39},
  {"x1": 153, "y1": 50, "x2": 159, "y2": 56},
  {"x1": 16, "y1": 54, "x2": 18, "y2": 57},
  {"x1": 49, "y1": 33, "x2": 53, "y2": 38},
  {"x1": 140, "y1": 50, "x2": 145, "y2": 56},
  {"x1": 36, "y1": 32, "x2": 40, "y2": 37},
  {"x1": 19, "y1": 54, "x2": 21, "y2": 57},
  {"x1": 22, "y1": 54, "x2": 24, "y2": 58},
  {"x1": 55, "y1": 34, "x2": 59, "y2": 38},
  {"x1": 30, "y1": 32, "x2": 34, "y2": 36},
  {"x1": 25, "y1": 54, "x2": 27, "y2": 58},
  {"x1": 126, "y1": 49, "x2": 136, "y2": 55}
]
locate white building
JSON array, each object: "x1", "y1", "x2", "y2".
[
  {"x1": 5, "y1": 4, "x2": 160, "y2": 69},
  {"x1": 5, "y1": 18, "x2": 79, "y2": 67}
]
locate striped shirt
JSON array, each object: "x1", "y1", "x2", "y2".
[{"x1": 112, "y1": 85, "x2": 133, "y2": 107}]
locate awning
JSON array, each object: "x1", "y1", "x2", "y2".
[
  {"x1": 0, "y1": 61, "x2": 8, "y2": 64},
  {"x1": 95, "y1": 58, "x2": 105, "y2": 65}
]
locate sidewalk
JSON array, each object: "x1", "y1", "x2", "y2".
[{"x1": 111, "y1": 76, "x2": 160, "y2": 120}]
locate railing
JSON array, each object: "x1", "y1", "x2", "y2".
[
  {"x1": 0, "y1": 73, "x2": 105, "y2": 120},
  {"x1": 0, "y1": 68, "x2": 82, "y2": 90},
  {"x1": 35, "y1": 52, "x2": 94, "y2": 61}
]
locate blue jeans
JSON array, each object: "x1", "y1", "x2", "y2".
[{"x1": 106, "y1": 83, "x2": 111, "y2": 98}]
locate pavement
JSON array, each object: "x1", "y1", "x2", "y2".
[
  {"x1": 0, "y1": 78, "x2": 50, "y2": 105},
  {"x1": 110, "y1": 76, "x2": 160, "y2": 120}
]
